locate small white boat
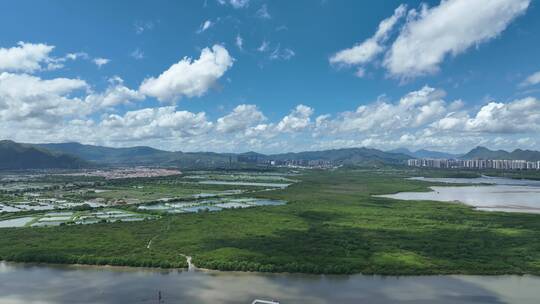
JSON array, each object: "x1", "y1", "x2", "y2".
[{"x1": 252, "y1": 300, "x2": 280, "y2": 304}]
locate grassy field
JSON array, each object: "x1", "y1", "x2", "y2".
[
  {"x1": 79, "y1": 178, "x2": 267, "y2": 202},
  {"x1": 1, "y1": 168, "x2": 540, "y2": 275}
]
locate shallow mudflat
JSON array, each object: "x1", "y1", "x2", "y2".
[{"x1": 379, "y1": 177, "x2": 540, "y2": 213}]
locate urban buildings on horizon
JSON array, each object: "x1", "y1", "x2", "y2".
[{"x1": 408, "y1": 159, "x2": 540, "y2": 170}]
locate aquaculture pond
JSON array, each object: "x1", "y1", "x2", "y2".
[
  {"x1": 0, "y1": 200, "x2": 106, "y2": 213},
  {"x1": 0, "y1": 217, "x2": 35, "y2": 228},
  {"x1": 0, "y1": 209, "x2": 155, "y2": 228},
  {"x1": 138, "y1": 198, "x2": 287, "y2": 213}
]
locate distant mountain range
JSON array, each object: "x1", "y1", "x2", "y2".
[
  {"x1": 0, "y1": 140, "x2": 89, "y2": 170},
  {"x1": 34, "y1": 142, "x2": 410, "y2": 168},
  {"x1": 269, "y1": 147, "x2": 410, "y2": 165},
  {"x1": 460, "y1": 146, "x2": 540, "y2": 162},
  {"x1": 2, "y1": 140, "x2": 539, "y2": 170},
  {"x1": 388, "y1": 148, "x2": 461, "y2": 159},
  {"x1": 390, "y1": 146, "x2": 540, "y2": 161},
  {"x1": 35, "y1": 142, "x2": 236, "y2": 168}
]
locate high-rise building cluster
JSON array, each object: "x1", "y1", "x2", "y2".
[{"x1": 407, "y1": 159, "x2": 540, "y2": 170}]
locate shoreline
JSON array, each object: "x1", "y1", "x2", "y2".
[{"x1": 2, "y1": 259, "x2": 539, "y2": 278}]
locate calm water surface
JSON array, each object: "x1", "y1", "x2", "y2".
[
  {"x1": 1, "y1": 262, "x2": 540, "y2": 304},
  {"x1": 0, "y1": 217, "x2": 34, "y2": 228},
  {"x1": 409, "y1": 176, "x2": 540, "y2": 186},
  {"x1": 199, "y1": 180, "x2": 290, "y2": 188},
  {"x1": 379, "y1": 177, "x2": 540, "y2": 213}
]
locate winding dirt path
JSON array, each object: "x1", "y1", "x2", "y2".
[
  {"x1": 146, "y1": 219, "x2": 171, "y2": 250},
  {"x1": 179, "y1": 254, "x2": 196, "y2": 271}
]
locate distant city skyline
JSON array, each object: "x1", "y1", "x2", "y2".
[
  {"x1": 1, "y1": 0, "x2": 539, "y2": 153},
  {"x1": 408, "y1": 158, "x2": 540, "y2": 170}
]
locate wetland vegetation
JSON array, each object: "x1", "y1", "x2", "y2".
[{"x1": 1, "y1": 168, "x2": 540, "y2": 275}]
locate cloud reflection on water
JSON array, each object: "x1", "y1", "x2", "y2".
[{"x1": 1, "y1": 262, "x2": 540, "y2": 303}]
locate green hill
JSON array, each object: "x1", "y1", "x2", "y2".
[
  {"x1": 269, "y1": 147, "x2": 410, "y2": 165},
  {"x1": 32, "y1": 142, "x2": 410, "y2": 167},
  {"x1": 35, "y1": 142, "x2": 235, "y2": 168},
  {"x1": 509, "y1": 149, "x2": 540, "y2": 161},
  {"x1": 461, "y1": 146, "x2": 540, "y2": 161},
  {"x1": 389, "y1": 148, "x2": 460, "y2": 159},
  {"x1": 36, "y1": 142, "x2": 174, "y2": 165},
  {"x1": 0, "y1": 140, "x2": 89, "y2": 170}
]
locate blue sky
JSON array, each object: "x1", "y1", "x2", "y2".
[{"x1": 1, "y1": 0, "x2": 539, "y2": 153}]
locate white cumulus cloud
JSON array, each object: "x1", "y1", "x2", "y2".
[
  {"x1": 257, "y1": 40, "x2": 270, "y2": 52},
  {"x1": 235, "y1": 35, "x2": 244, "y2": 50},
  {"x1": 276, "y1": 104, "x2": 314, "y2": 133},
  {"x1": 317, "y1": 86, "x2": 448, "y2": 134},
  {"x1": 229, "y1": 0, "x2": 249, "y2": 9},
  {"x1": 139, "y1": 45, "x2": 234, "y2": 102},
  {"x1": 520, "y1": 70, "x2": 540, "y2": 87},
  {"x1": 330, "y1": 4, "x2": 406, "y2": 66},
  {"x1": 197, "y1": 20, "x2": 214, "y2": 33},
  {"x1": 216, "y1": 104, "x2": 266, "y2": 133},
  {"x1": 85, "y1": 76, "x2": 144, "y2": 109},
  {"x1": 100, "y1": 107, "x2": 212, "y2": 141},
  {"x1": 93, "y1": 57, "x2": 110, "y2": 68},
  {"x1": 432, "y1": 97, "x2": 540, "y2": 133},
  {"x1": 0, "y1": 72, "x2": 89, "y2": 126},
  {"x1": 0, "y1": 42, "x2": 56, "y2": 73},
  {"x1": 217, "y1": 0, "x2": 249, "y2": 8},
  {"x1": 384, "y1": 0, "x2": 530, "y2": 79}
]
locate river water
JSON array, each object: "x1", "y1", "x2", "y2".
[
  {"x1": 378, "y1": 177, "x2": 540, "y2": 213},
  {"x1": 0, "y1": 262, "x2": 539, "y2": 304}
]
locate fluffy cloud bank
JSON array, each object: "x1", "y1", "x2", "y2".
[
  {"x1": 216, "y1": 104, "x2": 266, "y2": 134},
  {"x1": 385, "y1": 0, "x2": 530, "y2": 79},
  {"x1": 315, "y1": 86, "x2": 447, "y2": 134},
  {"x1": 139, "y1": 45, "x2": 233, "y2": 102},
  {"x1": 323, "y1": 88, "x2": 539, "y2": 134},
  {"x1": 331, "y1": 0, "x2": 530, "y2": 79},
  {"x1": 1, "y1": 40, "x2": 538, "y2": 153},
  {"x1": 3, "y1": 77, "x2": 539, "y2": 152},
  {"x1": 432, "y1": 97, "x2": 540, "y2": 133},
  {"x1": 0, "y1": 42, "x2": 55, "y2": 73},
  {"x1": 308, "y1": 87, "x2": 540, "y2": 152},
  {"x1": 0, "y1": 43, "x2": 233, "y2": 119},
  {"x1": 276, "y1": 105, "x2": 314, "y2": 133},
  {"x1": 100, "y1": 107, "x2": 213, "y2": 141},
  {"x1": 85, "y1": 76, "x2": 144, "y2": 109},
  {"x1": 0, "y1": 71, "x2": 148, "y2": 127},
  {"x1": 0, "y1": 72, "x2": 89, "y2": 126}
]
